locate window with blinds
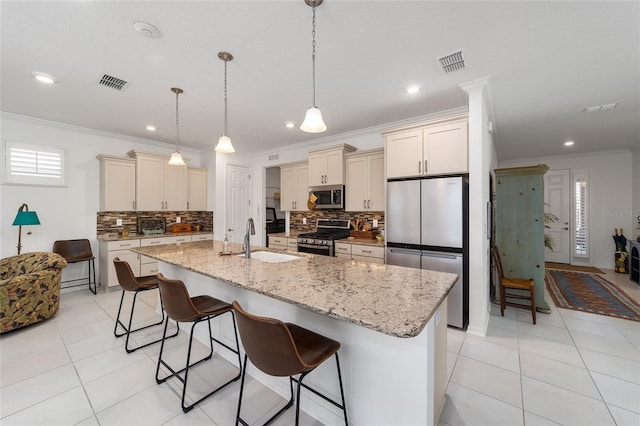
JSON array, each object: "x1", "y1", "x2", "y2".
[
  {"x1": 574, "y1": 172, "x2": 588, "y2": 257},
  {"x1": 4, "y1": 141, "x2": 66, "y2": 186}
]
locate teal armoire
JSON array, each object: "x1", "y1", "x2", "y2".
[{"x1": 495, "y1": 164, "x2": 550, "y2": 313}]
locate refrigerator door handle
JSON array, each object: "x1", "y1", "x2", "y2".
[{"x1": 422, "y1": 251, "x2": 461, "y2": 260}]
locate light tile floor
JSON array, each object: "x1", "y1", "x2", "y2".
[{"x1": 1, "y1": 269, "x2": 638, "y2": 425}]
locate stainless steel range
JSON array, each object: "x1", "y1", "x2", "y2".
[{"x1": 297, "y1": 219, "x2": 351, "y2": 256}]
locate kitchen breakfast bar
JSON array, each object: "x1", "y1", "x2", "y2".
[{"x1": 133, "y1": 240, "x2": 457, "y2": 425}]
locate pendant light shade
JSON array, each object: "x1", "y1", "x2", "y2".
[
  {"x1": 215, "y1": 51, "x2": 235, "y2": 153},
  {"x1": 168, "y1": 87, "x2": 186, "y2": 166},
  {"x1": 300, "y1": 0, "x2": 327, "y2": 133}
]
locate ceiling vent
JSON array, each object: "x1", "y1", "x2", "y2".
[
  {"x1": 98, "y1": 74, "x2": 130, "y2": 91},
  {"x1": 583, "y1": 102, "x2": 618, "y2": 113},
  {"x1": 437, "y1": 49, "x2": 467, "y2": 73}
]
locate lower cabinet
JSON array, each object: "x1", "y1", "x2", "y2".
[
  {"x1": 268, "y1": 235, "x2": 298, "y2": 252},
  {"x1": 99, "y1": 234, "x2": 213, "y2": 289},
  {"x1": 335, "y1": 242, "x2": 384, "y2": 264}
]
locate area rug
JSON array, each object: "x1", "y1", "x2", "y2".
[
  {"x1": 545, "y1": 262, "x2": 603, "y2": 274},
  {"x1": 545, "y1": 270, "x2": 640, "y2": 322}
]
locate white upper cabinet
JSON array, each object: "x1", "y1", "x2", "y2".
[
  {"x1": 97, "y1": 155, "x2": 136, "y2": 211},
  {"x1": 280, "y1": 161, "x2": 309, "y2": 211},
  {"x1": 187, "y1": 167, "x2": 207, "y2": 211},
  {"x1": 345, "y1": 149, "x2": 384, "y2": 211},
  {"x1": 308, "y1": 144, "x2": 356, "y2": 186},
  {"x1": 384, "y1": 115, "x2": 468, "y2": 179},
  {"x1": 128, "y1": 150, "x2": 187, "y2": 211}
]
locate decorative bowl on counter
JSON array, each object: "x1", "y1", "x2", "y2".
[{"x1": 376, "y1": 235, "x2": 384, "y2": 242}]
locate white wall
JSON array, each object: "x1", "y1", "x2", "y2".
[
  {"x1": 0, "y1": 113, "x2": 204, "y2": 263},
  {"x1": 633, "y1": 145, "x2": 640, "y2": 241},
  {"x1": 500, "y1": 150, "x2": 633, "y2": 269}
]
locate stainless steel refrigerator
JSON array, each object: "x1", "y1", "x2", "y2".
[{"x1": 386, "y1": 176, "x2": 469, "y2": 329}]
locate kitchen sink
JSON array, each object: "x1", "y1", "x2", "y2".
[{"x1": 236, "y1": 251, "x2": 300, "y2": 263}]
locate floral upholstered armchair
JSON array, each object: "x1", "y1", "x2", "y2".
[{"x1": 0, "y1": 252, "x2": 67, "y2": 334}]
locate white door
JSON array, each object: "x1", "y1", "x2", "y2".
[
  {"x1": 226, "y1": 164, "x2": 251, "y2": 244},
  {"x1": 544, "y1": 169, "x2": 571, "y2": 263}
]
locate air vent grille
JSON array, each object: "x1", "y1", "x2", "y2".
[
  {"x1": 268, "y1": 154, "x2": 280, "y2": 161},
  {"x1": 98, "y1": 74, "x2": 130, "y2": 91},
  {"x1": 437, "y1": 49, "x2": 466, "y2": 73}
]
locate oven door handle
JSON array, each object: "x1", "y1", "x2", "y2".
[{"x1": 297, "y1": 243, "x2": 331, "y2": 251}]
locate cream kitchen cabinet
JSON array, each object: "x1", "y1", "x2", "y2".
[
  {"x1": 192, "y1": 233, "x2": 213, "y2": 241},
  {"x1": 268, "y1": 235, "x2": 298, "y2": 252},
  {"x1": 187, "y1": 167, "x2": 207, "y2": 211},
  {"x1": 384, "y1": 116, "x2": 468, "y2": 179},
  {"x1": 97, "y1": 155, "x2": 136, "y2": 211},
  {"x1": 334, "y1": 242, "x2": 352, "y2": 259},
  {"x1": 128, "y1": 150, "x2": 187, "y2": 211},
  {"x1": 99, "y1": 239, "x2": 141, "y2": 288},
  {"x1": 345, "y1": 149, "x2": 384, "y2": 211},
  {"x1": 335, "y1": 241, "x2": 384, "y2": 263},
  {"x1": 308, "y1": 144, "x2": 356, "y2": 186},
  {"x1": 280, "y1": 162, "x2": 309, "y2": 211}
]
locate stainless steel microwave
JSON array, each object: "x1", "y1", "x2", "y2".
[{"x1": 310, "y1": 185, "x2": 344, "y2": 209}]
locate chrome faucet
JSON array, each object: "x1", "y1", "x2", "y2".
[{"x1": 243, "y1": 217, "x2": 255, "y2": 258}]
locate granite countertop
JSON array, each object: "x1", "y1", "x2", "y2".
[
  {"x1": 98, "y1": 231, "x2": 213, "y2": 242},
  {"x1": 132, "y1": 240, "x2": 457, "y2": 338}
]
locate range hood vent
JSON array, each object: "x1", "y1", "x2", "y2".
[
  {"x1": 437, "y1": 49, "x2": 467, "y2": 73},
  {"x1": 98, "y1": 74, "x2": 130, "y2": 91}
]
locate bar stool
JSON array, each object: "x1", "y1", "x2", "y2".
[
  {"x1": 52, "y1": 239, "x2": 96, "y2": 294},
  {"x1": 155, "y1": 273, "x2": 242, "y2": 413},
  {"x1": 112, "y1": 257, "x2": 178, "y2": 353},
  {"x1": 232, "y1": 301, "x2": 348, "y2": 426},
  {"x1": 492, "y1": 246, "x2": 536, "y2": 324}
]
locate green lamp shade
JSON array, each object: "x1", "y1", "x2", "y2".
[{"x1": 12, "y1": 211, "x2": 41, "y2": 226}]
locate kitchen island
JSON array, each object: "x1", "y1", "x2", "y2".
[{"x1": 133, "y1": 240, "x2": 457, "y2": 425}]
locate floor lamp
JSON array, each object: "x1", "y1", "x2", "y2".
[{"x1": 12, "y1": 203, "x2": 41, "y2": 254}]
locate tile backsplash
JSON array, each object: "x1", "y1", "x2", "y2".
[
  {"x1": 97, "y1": 211, "x2": 213, "y2": 236},
  {"x1": 290, "y1": 210, "x2": 384, "y2": 233}
]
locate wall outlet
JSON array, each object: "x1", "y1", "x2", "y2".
[
  {"x1": 303, "y1": 218, "x2": 307, "y2": 225},
  {"x1": 116, "y1": 219, "x2": 122, "y2": 226},
  {"x1": 176, "y1": 217, "x2": 181, "y2": 223},
  {"x1": 373, "y1": 219, "x2": 378, "y2": 228}
]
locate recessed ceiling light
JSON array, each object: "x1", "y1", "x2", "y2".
[
  {"x1": 32, "y1": 71, "x2": 56, "y2": 84},
  {"x1": 405, "y1": 84, "x2": 420, "y2": 94},
  {"x1": 564, "y1": 140, "x2": 574, "y2": 147},
  {"x1": 285, "y1": 121, "x2": 295, "y2": 129},
  {"x1": 146, "y1": 125, "x2": 156, "y2": 131}
]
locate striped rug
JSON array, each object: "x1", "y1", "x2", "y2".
[{"x1": 545, "y1": 269, "x2": 640, "y2": 322}]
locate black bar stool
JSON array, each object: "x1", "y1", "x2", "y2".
[
  {"x1": 112, "y1": 257, "x2": 178, "y2": 353},
  {"x1": 232, "y1": 301, "x2": 348, "y2": 426},
  {"x1": 155, "y1": 273, "x2": 242, "y2": 413},
  {"x1": 52, "y1": 239, "x2": 96, "y2": 294}
]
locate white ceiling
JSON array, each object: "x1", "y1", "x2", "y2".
[{"x1": 1, "y1": 1, "x2": 638, "y2": 160}]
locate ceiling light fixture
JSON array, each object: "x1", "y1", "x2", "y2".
[
  {"x1": 168, "y1": 87, "x2": 186, "y2": 166},
  {"x1": 300, "y1": 0, "x2": 327, "y2": 133},
  {"x1": 32, "y1": 71, "x2": 56, "y2": 84},
  {"x1": 285, "y1": 121, "x2": 296, "y2": 129},
  {"x1": 405, "y1": 84, "x2": 420, "y2": 94},
  {"x1": 146, "y1": 124, "x2": 156, "y2": 131},
  {"x1": 215, "y1": 52, "x2": 235, "y2": 153},
  {"x1": 564, "y1": 140, "x2": 574, "y2": 146},
  {"x1": 133, "y1": 21, "x2": 161, "y2": 38}
]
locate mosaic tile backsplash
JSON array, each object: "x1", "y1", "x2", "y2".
[
  {"x1": 97, "y1": 211, "x2": 213, "y2": 236},
  {"x1": 290, "y1": 210, "x2": 384, "y2": 233}
]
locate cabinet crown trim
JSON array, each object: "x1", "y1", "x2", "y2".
[
  {"x1": 380, "y1": 113, "x2": 468, "y2": 136},
  {"x1": 96, "y1": 154, "x2": 135, "y2": 162},
  {"x1": 345, "y1": 148, "x2": 383, "y2": 158},
  {"x1": 127, "y1": 149, "x2": 190, "y2": 163},
  {"x1": 308, "y1": 143, "x2": 357, "y2": 154}
]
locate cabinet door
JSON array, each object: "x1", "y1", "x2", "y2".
[
  {"x1": 165, "y1": 163, "x2": 187, "y2": 211},
  {"x1": 324, "y1": 149, "x2": 344, "y2": 185},
  {"x1": 187, "y1": 168, "x2": 207, "y2": 211},
  {"x1": 100, "y1": 158, "x2": 135, "y2": 211},
  {"x1": 308, "y1": 152, "x2": 326, "y2": 186},
  {"x1": 294, "y1": 165, "x2": 309, "y2": 211},
  {"x1": 368, "y1": 153, "x2": 385, "y2": 211},
  {"x1": 424, "y1": 120, "x2": 468, "y2": 175},
  {"x1": 280, "y1": 166, "x2": 297, "y2": 211},
  {"x1": 136, "y1": 155, "x2": 165, "y2": 211},
  {"x1": 345, "y1": 156, "x2": 367, "y2": 211},
  {"x1": 385, "y1": 129, "x2": 423, "y2": 179},
  {"x1": 107, "y1": 250, "x2": 140, "y2": 287}
]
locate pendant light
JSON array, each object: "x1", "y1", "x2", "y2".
[
  {"x1": 300, "y1": 0, "x2": 327, "y2": 133},
  {"x1": 215, "y1": 51, "x2": 235, "y2": 153},
  {"x1": 168, "y1": 87, "x2": 186, "y2": 165}
]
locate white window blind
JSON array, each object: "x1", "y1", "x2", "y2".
[
  {"x1": 4, "y1": 140, "x2": 66, "y2": 186},
  {"x1": 574, "y1": 172, "x2": 588, "y2": 257}
]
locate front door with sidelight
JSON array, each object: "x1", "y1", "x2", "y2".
[{"x1": 544, "y1": 169, "x2": 571, "y2": 264}]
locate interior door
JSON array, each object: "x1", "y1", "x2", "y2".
[
  {"x1": 544, "y1": 169, "x2": 571, "y2": 263},
  {"x1": 226, "y1": 164, "x2": 250, "y2": 244}
]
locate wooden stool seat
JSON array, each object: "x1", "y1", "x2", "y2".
[{"x1": 492, "y1": 247, "x2": 536, "y2": 324}]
